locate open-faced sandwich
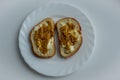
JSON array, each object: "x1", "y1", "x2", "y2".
[
  {"x1": 56, "y1": 18, "x2": 82, "y2": 58},
  {"x1": 30, "y1": 18, "x2": 56, "y2": 58}
]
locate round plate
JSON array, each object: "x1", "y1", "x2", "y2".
[{"x1": 18, "y1": 3, "x2": 95, "y2": 77}]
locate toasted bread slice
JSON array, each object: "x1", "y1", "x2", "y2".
[
  {"x1": 30, "y1": 18, "x2": 56, "y2": 58},
  {"x1": 56, "y1": 17, "x2": 82, "y2": 58}
]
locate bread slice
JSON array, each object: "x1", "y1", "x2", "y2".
[
  {"x1": 30, "y1": 18, "x2": 56, "y2": 58},
  {"x1": 56, "y1": 17, "x2": 82, "y2": 58}
]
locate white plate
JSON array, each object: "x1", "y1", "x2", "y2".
[{"x1": 18, "y1": 3, "x2": 95, "y2": 77}]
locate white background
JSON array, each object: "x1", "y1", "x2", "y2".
[{"x1": 0, "y1": 0, "x2": 120, "y2": 80}]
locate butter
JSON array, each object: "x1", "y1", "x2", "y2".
[
  {"x1": 39, "y1": 24, "x2": 42, "y2": 27},
  {"x1": 60, "y1": 22, "x2": 66, "y2": 26},
  {"x1": 70, "y1": 45, "x2": 74, "y2": 52},
  {"x1": 62, "y1": 45, "x2": 65, "y2": 48},
  {"x1": 47, "y1": 38, "x2": 53, "y2": 49},
  {"x1": 43, "y1": 21, "x2": 48, "y2": 26},
  {"x1": 69, "y1": 19, "x2": 72, "y2": 24},
  {"x1": 34, "y1": 26, "x2": 40, "y2": 31},
  {"x1": 34, "y1": 22, "x2": 46, "y2": 31}
]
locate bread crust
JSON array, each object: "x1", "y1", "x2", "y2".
[
  {"x1": 29, "y1": 18, "x2": 56, "y2": 58},
  {"x1": 56, "y1": 17, "x2": 83, "y2": 58}
]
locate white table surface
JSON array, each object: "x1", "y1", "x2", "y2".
[{"x1": 0, "y1": 0, "x2": 120, "y2": 80}]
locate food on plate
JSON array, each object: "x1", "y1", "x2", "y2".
[
  {"x1": 56, "y1": 17, "x2": 82, "y2": 58},
  {"x1": 30, "y1": 18, "x2": 56, "y2": 58}
]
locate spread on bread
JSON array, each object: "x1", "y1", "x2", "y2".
[
  {"x1": 30, "y1": 18, "x2": 55, "y2": 58},
  {"x1": 56, "y1": 18, "x2": 82, "y2": 58},
  {"x1": 34, "y1": 21, "x2": 54, "y2": 54},
  {"x1": 60, "y1": 22, "x2": 80, "y2": 53}
]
